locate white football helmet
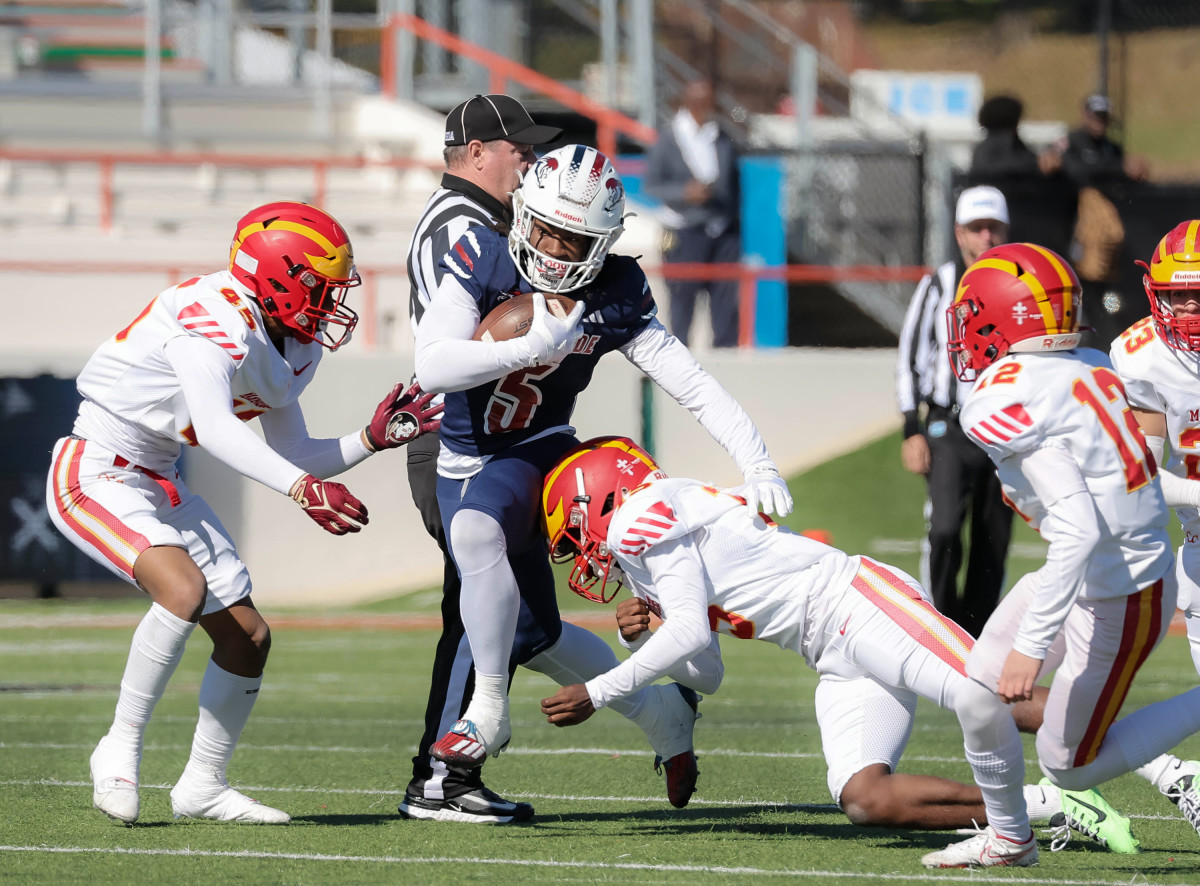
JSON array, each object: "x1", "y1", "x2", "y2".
[{"x1": 509, "y1": 144, "x2": 625, "y2": 293}]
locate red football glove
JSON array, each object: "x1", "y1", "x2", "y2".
[
  {"x1": 289, "y1": 474, "x2": 369, "y2": 535},
  {"x1": 364, "y1": 381, "x2": 443, "y2": 451}
]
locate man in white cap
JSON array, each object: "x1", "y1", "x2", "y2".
[{"x1": 895, "y1": 185, "x2": 1013, "y2": 637}]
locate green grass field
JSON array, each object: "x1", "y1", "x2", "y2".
[{"x1": 3, "y1": 431, "x2": 1200, "y2": 885}]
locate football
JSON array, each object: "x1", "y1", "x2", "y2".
[{"x1": 472, "y1": 292, "x2": 576, "y2": 343}]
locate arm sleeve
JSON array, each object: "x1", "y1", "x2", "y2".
[
  {"x1": 617, "y1": 617, "x2": 725, "y2": 695},
  {"x1": 1145, "y1": 435, "x2": 1200, "y2": 508},
  {"x1": 620, "y1": 319, "x2": 774, "y2": 473},
  {"x1": 896, "y1": 273, "x2": 934, "y2": 438},
  {"x1": 585, "y1": 537, "x2": 718, "y2": 708},
  {"x1": 163, "y1": 335, "x2": 306, "y2": 495},
  {"x1": 413, "y1": 276, "x2": 537, "y2": 393},
  {"x1": 258, "y1": 402, "x2": 371, "y2": 480},
  {"x1": 1010, "y1": 444, "x2": 1102, "y2": 659}
]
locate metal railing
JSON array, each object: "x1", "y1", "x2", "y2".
[
  {"x1": 9, "y1": 258, "x2": 927, "y2": 350},
  {"x1": 380, "y1": 11, "x2": 656, "y2": 157}
]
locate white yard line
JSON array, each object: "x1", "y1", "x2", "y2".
[
  {"x1": 0, "y1": 778, "x2": 1183, "y2": 822},
  {"x1": 0, "y1": 844, "x2": 1179, "y2": 884}
]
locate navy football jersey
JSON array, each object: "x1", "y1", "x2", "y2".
[{"x1": 437, "y1": 225, "x2": 657, "y2": 457}]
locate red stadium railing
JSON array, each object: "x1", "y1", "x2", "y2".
[
  {"x1": 379, "y1": 13, "x2": 657, "y2": 159},
  {"x1": 5, "y1": 259, "x2": 927, "y2": 350},
  {"x1": 0, "y1": 147, "x2": 443, "y2": 236}
]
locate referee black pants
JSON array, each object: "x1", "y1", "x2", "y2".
[{"x1": 924, "y1": 413, "x2": 1013, "y2": 638}]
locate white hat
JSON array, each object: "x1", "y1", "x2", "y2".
[{"x1": 955, "y1": 186, "x2": 1009, "y2": 226}]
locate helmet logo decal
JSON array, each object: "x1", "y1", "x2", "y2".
[
  {"x1": 602, "y1": 178, "x2": 624, "y2": 213},
  {"x1": 1012, "y1": 302, "x2": 1029, "y2": 325},
  {"x1": 534, "y1": 156, "x2": 559, "y2": 188},
  {"x1": 615, "y1": 457, "x2": 637, "y2": 476}
]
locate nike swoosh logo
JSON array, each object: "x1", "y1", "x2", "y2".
[
  {"x1": 839, "y1": 615, "x2": 851, "y2": 635},
  {"x1": 293, "y1": 361, "x2": 313, "y2": 376},
  {"x1": 1070, "y1": 797, "x2": 1107, "y2": 822}
]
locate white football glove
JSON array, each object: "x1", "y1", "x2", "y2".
[
  {"x1": 522, "y1": 293, "x2": 586, "y2": 367},
  {"x1": 737, "y1": 463, "x2": 793, "y2": 518}
]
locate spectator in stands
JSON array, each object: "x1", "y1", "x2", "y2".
[
  {"x1": 1042, "y1": 94, "x2": 1150, "y2": 348},
  {"x1": 968, "y1": 94, "x2": 1076, "y2": 272},
  {"x1": 969, "y1": 95, "x2": 1044, "y2": 182},
  {"x1": 1045, "y1": 93, "x2": 1149, "y2": 189},
  {"x1": 644, "y1": 78, "x2": 742, "y2": 348},
  {"x1": 895, "y1": 186, "x2": 1014, "y2": 638}
]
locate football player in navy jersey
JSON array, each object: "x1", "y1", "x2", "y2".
[{"x1": 414, "y1": 144, "x2": 792, "y2": 799}]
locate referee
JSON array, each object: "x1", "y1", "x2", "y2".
[
  {"x1": 895, "y1": 185, "x2": 1014, "y2": 637},
  {"x1": 400, "y1": 94, "x2": 561, "y2": 823}
]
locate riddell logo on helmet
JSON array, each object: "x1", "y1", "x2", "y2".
[
  {"x1": 1172, "y1": 271, "x2": 1200, "y2": 282},
  {"x1": 555, "y1": 210, "x2": 585, "y2": 224}
]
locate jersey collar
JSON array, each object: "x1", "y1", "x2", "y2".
[{"x1": 441, "y1": 173, "x2": 513, "y2": 224}]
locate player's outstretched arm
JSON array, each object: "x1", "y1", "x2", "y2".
[{"x1": 620, "y1": 320, "x2": 793, "y2": 517}]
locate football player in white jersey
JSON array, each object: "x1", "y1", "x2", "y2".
[
  {"x1": 537, "y1": 437, "x2": 1140, "y2": 868},
  {"x1": 47, "y1": 201, "x2": 441, "y2": 825},
  {"x1": 1109, "y1": 220, "x2": 1200, "y2": 811},
  {"x1": 939, "y1": 242, "x2": 1200, "y2": 860}
]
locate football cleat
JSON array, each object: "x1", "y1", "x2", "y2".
[
  {"x1": 921, "y1": 826, "x2": 1038, "y2": 868},
  {"x1": 655, "y1": 750, "x2": 700, "y2": 810},
  {"x1": 430, "y1": 718, "x2": 511, "y2": 769},
  {"x1": 1159, "y1": 760, "x2": 1200, "y2": 803},
  {"x1": 89, "y1": 736, "x2": 140, "y2": 824},
  {"x1": 646, "y1": 684, "x2": 701, "y2": 808},
  {"x1": 1167, "y1": 774, "x2": 1200, "y2": 838},
  {"x1": 1043, "y1": 778, "x2": 1139, "y2": 853},
  {"x1": 398, "y1": 784, "x2": 534, "y2": 824},
  {"x1": 170, "y1": 763, "x2": 291, "y2": 824}
]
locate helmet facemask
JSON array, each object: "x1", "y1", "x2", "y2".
[
  {"x1": 508, "y1": 144, "x2": 627, "y2": 294},
  {"x1": 273, "y1": 256, "x2": 360, "y2": 350},
  {"x1": 547, "y1": 500, "x2": 625, "y2": 604}
]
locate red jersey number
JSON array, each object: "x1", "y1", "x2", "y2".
[{"x1": 1072, "y1": 367, "x2": 1155, "y2": 492}]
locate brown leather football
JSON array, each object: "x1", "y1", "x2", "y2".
[{"x1": 472, "y1": 293, "x2": 577, "y2": 343}]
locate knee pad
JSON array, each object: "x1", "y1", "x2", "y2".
[
  {"x1": 449, "y1": 509, "x2": 507, "y2": 576},
  {"x1": 954, "y1": 678, "x2": 1010, "y2": 747}
]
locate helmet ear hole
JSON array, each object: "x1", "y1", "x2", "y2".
[{"x1": 601, "y1": 491, "x2": 615, "y2": 516}]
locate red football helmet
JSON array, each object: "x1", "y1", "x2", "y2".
[
  {"x1": 228, "y1": 201, "x2": 360, "y2": 350},
  {"x1": 947, "y1": 242, "x2": 1083, "y2": 381},
  {"x1": 1138, "y1": 220, "x2": 1200, "y2": 351},
  {"x1": 542, "y1": 436, "x2": 666, "y2": 603}
]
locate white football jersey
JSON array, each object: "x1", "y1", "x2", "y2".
[
  {"x1": 73, "y1": 270, "x2": 323, "y2": 472},
  {"x1": 1110, "y1": 317, "x2": 1200, "y2": 533},
  {"x1": 959, "y1": 347, "x2": 1171, "y2": 599},
  {"x1": 607, "y1": 477, "x2": 859, "y2": 667}
]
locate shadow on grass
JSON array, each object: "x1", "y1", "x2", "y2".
[{"x1": 293, "y1": 812, "x2": 401, "y2": 826}]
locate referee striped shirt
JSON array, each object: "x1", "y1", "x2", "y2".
[
  {"x1": 895, "y1": 259, "x2": 971, "y2": 438},
  {"x1": 406, "y1": 172, "x2": 512, "y2": 337}
]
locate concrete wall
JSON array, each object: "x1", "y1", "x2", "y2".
[
  {"x1": 181, "y1": 347, "x2": 901, "y2": 605},
  {"x1": 6, "y1": 348, "x2": 900, "y2": 606}
]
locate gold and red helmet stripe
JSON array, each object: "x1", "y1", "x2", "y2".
[
  {"x1": 962, "y1": 243, "x2": 1078, "y2": 334},
  {"x1": 1159, "y1": 219, "x2": 1200, "y2": 262},
  {"x1": 229, "y1": 202, "x2": 355, "y2": 280},
  {"x1": 1148, "y1": 220, "x2": 1200, "y2": 289}
]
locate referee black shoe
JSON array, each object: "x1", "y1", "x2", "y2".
[{"x1": 398, "y1": 781, "x2": 534, "y2": 824}]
